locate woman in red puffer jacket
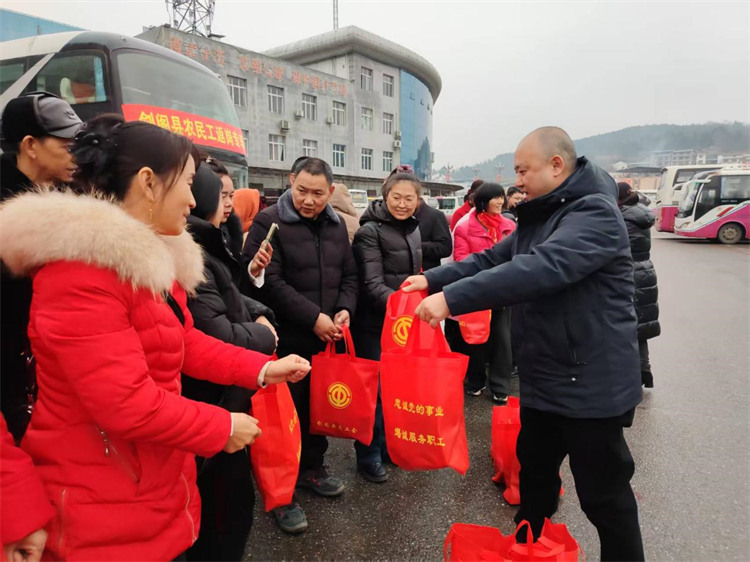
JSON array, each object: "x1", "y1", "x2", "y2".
[
  {"x1": 0, "y1": 114, "x2": 309, "y2": 562},
  {"x1": 449, "y1": 183, "x2": 516, "y2": 404}
]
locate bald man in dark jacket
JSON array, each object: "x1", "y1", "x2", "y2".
[{"x1": 404, "y1": 128, "x2": 644, "y2": 562}]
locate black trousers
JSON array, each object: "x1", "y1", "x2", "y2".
[
  {"x1": 186, "y1": 449, "x2": 255, "y2": 562},
  {"x1": 289, "y1": 363, "x2": 329, "y2": 471},
  {"x1": 514, "y1": 407, "x2": 645, "y2": 562}
]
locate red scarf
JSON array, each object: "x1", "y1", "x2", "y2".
[{"x1": 476, "y1": 212, "x2": 505, "y2": 243}]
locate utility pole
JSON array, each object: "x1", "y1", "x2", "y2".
[
  {"x1": 496, "y1": 163, "x2": 504, "y2": 183},
  {"x1": 333, "y1": 0, "x2": 339, "y2": 31},
  {"x1": 473, "y1": 165, "x2": 480, "y2": 180}
]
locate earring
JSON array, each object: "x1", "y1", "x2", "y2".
[{"x1": 149, "y1": 205, "x2": 153, "y2": 223}]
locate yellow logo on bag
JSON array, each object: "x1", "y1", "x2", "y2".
[
  {"x1": 327, "y1": 382, "x2": 352, "y2": 409},
  {"x1": 392, "y1": 315, "x2": 413, "y2": 347}
]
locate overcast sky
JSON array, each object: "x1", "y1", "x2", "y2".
[{"x1": 7, "y1": 0, "x2": 749, "y2": 167}]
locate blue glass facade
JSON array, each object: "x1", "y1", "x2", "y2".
[
  {"x1": 0, "y1": 9, "x2": 81, "y2": 42},
  {"x1": 399, "y1": 70, "x2": 433, "y2": 180}
]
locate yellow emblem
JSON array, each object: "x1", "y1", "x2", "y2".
[
  {"x1": 327, "y1": 382, "x2": 352, "y2": 409},
  {"x1": 392, "y1": 315, "x2": 413, "y2": 347}
]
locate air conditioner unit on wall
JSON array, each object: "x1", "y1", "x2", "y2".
[
  {"x1": 280, "y1": 120, "x2": 290, "y2": 131},
  {"x1": 394, "y1": 130, "x2": 402, "y2": 139},
  {"x1": 325, "y1": 116, "x2": 334, "y2": 125},
  {"x1": 293, "y1": 109, "x2": 304, "y2": 119},
  {"x1": 393, "y1": 140, "x2": 402, "y2": 148}
]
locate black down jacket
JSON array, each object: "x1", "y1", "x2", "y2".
[
  {"x1": 184, "y1": 215, "x2": 277, "y2": 413},
  {"x1": 352, "y1": 199, "x2": 422, "y2": 334},
  {"x1": 425, "y1": 157, "x2": 642, "y2": 419},
  {"x1": 242, "y1": 189, "x2": 358, "y2": 360},
  {"x1": 414, "y1": 202, "x2": 452, "y2": 270},
  {"x1": 620, "y1": 201, "x2": 661, "y2": 341}
]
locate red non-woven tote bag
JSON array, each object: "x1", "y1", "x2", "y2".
[
  {"x1": 491, "y1": 397, "x2": 563, "y2": 506},
  {"x1": 381, "y1": 288, "x2": 429, "y2": 353},
  {"x1": 491, "y1": 396, "x2": 521, "y2": 505},
  {"x1": 249, "y1": 382, "x2": 301, "y2": 511},
  {"x1": 310, "y1": 326, "x2": 380, "y2": 445},
  {"x1": 381, "y1": 318, "x2": 470, "y2": 474},
  {"x1": 457, "y1": 309, "x2": 492, "y2": 344},
  {"x1": 443, "y1": 519, "x2": 582, "y2": 562}
]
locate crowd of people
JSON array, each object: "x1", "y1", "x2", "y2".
[{"x1": 1, "y1": 91, "x2": 658, "y2": 562}]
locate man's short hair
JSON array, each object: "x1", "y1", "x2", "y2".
[
  {"x1": 291, "y1": 156, "x2": 333, "y2": 185},
  {"x1": 506, "y1": 186, "x2": 523, "y2": 197},
  {"x1": 530, "y1": 126, "x2": 577, "y2": 171}
]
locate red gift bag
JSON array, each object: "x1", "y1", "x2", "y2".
[
  {"x1": 381, "y1": 288, "x2": 429, "y2": 353},
  {"x1": 381, "y1": 318, "x2": 470, "y2": 474},
  {"x1": 310, "y1": 326, "x2": 380, "y2": 445},
  {"x1": 443, "y1": 518, "x2": 582, "y2": 562},
  {"x1": 249, "y1": 382, "x2": 301, "y2": 511},
  {"x1": 491, "y1": 396, "x2": 521, "y2": 505},
  {"x1": 457, "y1": 309, "x2": 492, "y2": 344}
]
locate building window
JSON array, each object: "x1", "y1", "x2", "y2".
[
  {"x1": 361, "y1": 107, "x2": 373, "y2": 131},
  {"x1": 302, "y1": 94, "x2": 316, "y2": 121},
  {"x1": 360, "y1": 66, "x2": 373, "y2": 91},
  {"x1": 333, "y1": 144, "x2": 346, "y2": 168},
  {"x1": 383, "y1": 112, "x2": 393, "y2": 135},
  {"x1": 227, "y1": 75, "x2": 247, "y2": 107},
  {"x1": 269, "y1": 134, "x2": 285, "y2": 161},
  {"x1": 267, "y1": 85, "x2": 284, "y2": 114},
  {"x1": 383, "y1": 74, "x2": 394, "y2": 97},
  {"x1": 241, "y1": 129, "x2": 249, "y2": 157},
  {"x1": 361, "y1": 148, "x2": 373, "y2": 171},
  {"x1": 302, "y1": 139, "x2": 318, "y2": 157},
  {"x1": 382, "y1": 151, "x2": 393, "y2": 172},
  {"x1": 333, "y1": 101, "x2": 346, "y2": 126}
]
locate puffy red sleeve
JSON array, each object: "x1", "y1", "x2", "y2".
[
  {"x1": 171, "y1": 284, "x2": 271, "y2": 385},
  {"x1": 31, "y1": 263, "x2": 232, "y2": 458},
  {"x1": 0, "y1": 415, "x2": 54, "y2": 545},
  {"x1": 453, "y1": 222, "x2": 471, "y2": 262}
]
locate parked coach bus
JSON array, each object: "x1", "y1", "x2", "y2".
[
  {"x1": 654, "y1": 164, "x2": 722, "y2": 232},
  {"x1": 0, "y1": 31, "x2": 249, "y2": 186},
  {"x1": 674, "y1": 169, "x2": 750, "y2": 244}
]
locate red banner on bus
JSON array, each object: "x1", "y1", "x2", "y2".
[{"x1": 121, "y1": 104, "x2": 246, "y2": 156}]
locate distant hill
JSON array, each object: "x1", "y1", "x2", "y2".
[{"x1": 442, "y1": 122, "x2": 750, "y2": 182}]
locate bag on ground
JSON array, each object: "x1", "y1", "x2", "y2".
[
  {"x1": 310, "y1": 326, "x2": 380, "y2": 445},
  {"x1": 381, "y1": 318, "x2": 469, "y2": 474},
  {"x1": 443, "y1": 518, "x2": 582, "y2": 561},
  {"x1": 249, "y1": 382, "x2": 301, "y2": 511}
]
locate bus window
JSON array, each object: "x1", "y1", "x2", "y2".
[
  {"x1": 0, "y1": 59, "x2": 26, "y2": 95},
  {"x1": 116, "y1": 51, "x2": 239, "y2": 126},
  {"x1": 675, "y1": 169, "x2": 700, "y2": 184},
  {"x1": 695, "y1": 184, "x2": 719, "y2": 220},
  {"x1": 720, "y1": 176, "x2": 750, "y2": 202},
  {"x1": 25, "y1": 54, "x2": 108, "y2": 105}
]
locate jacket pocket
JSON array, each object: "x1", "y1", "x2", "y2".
[
  {"x1": 563, "y1": 316, "x2": 587, "y2": 367},
  {"x1": 99, "y1": 427, "x2": 141, "y2": 482}
]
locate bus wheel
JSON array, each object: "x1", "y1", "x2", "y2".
[{"x1": 717, "y1": 223, "x2": 744, "y2": 245}]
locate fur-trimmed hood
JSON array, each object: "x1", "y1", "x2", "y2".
[{"x1": 0, "y1": 189, "x2": 205, "y2": 294}]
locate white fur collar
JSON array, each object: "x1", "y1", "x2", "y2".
[{"x1": 0, "y1": 189, "x2": 205, "y2": 294}]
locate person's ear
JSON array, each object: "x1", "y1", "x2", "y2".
[
  {"x1": 550, "y1": 154, "x2": 566, "y2": 177},
  {"x1": 19, "y1": 136, "x2": 38, "y2": 159},
  {"x1": 288, "y1": 173, "x2": 296, "y2": 186},
  {"x1": 135, "y1": 167, "x2": 157, "y2": 203}
]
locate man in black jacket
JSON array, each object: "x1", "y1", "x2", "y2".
[
  {"x1": 0, "y1": 92, "x2": 82, "y2": 442},
  {"x1": 404, "y1": 127, "x2": 644, "y2": 561},
  {"x1": 414, "y1": 200, "x2": 452, "y2": 270},
  {"x1": 243, "y1": 157, "x2": 358, "y2": 534}
]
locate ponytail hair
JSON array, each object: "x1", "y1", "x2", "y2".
[{"x1": 72, "y1": 113, "x2": 199, "y2": 200}]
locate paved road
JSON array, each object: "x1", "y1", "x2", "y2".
[{"x1": 245, "y1": 233, "x2": 750, "y2": 561}]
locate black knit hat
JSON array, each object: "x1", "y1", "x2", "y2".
[
  {"x1": 1, "y1": 92, "x2": 83, "y2": 151},
  {"x1": 190, "y1": 165, "x2": 222, "y2": 221}
]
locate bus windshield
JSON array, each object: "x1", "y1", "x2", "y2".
[
  {"x1": 678, "y1": 181, "x2": 701, "y2": 215},
  {"x1": 350, "y1": 190, "x2": 368, "y2": 207},
  {"x1": 116, "y1": 51, "x2": 240, "y2": 126},
  {"x1": 438, "y1": 198, "x2": 457, "y2": 211}
]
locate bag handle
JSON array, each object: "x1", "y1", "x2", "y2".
[
  {"x1": 509, "y1": 520, "x2": 565, "y2": 559},
  {"x1": 404, "y1": 316, "x2": 449, "y2": 356},
  {"x1": 323, "y1": 324, "x2": 357, "y2": 359},
  {"x1": 390, "y1": 288, "x2": 428, "y2": 318}
]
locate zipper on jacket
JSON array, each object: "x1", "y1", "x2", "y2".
[
  {"x1": 563, "y1": 318, "x2": 587, "y2": 367},
  {"x1": 99, "y1": 427, "x2": 140, "y2": 482},
  {"x1": 57, "y1": 488, "x2": 67, "y2": 557},
  {"x1": 181, "y1": 473, "x2": 197, "y2": 542}
]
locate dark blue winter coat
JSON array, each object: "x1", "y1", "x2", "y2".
[{"x1": 424, "y1": 157, "x2": 642, "y2": 418}]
